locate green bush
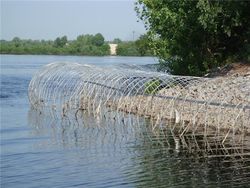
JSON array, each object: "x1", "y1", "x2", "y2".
[{"x1": 144, "y1": 79, "x2": 161, "y2": 95}]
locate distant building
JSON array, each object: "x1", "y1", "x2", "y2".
[{"x1": 109, "y1": 43, "x2": 117, "y2": 56}]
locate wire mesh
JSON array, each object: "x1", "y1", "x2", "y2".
[{"x1": 28, "y1": 62, "x2": 250, "y2": 155}]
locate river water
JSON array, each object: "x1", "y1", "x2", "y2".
[{"x1": 1, "y1": 55, "x2": 249, "y2": 188}]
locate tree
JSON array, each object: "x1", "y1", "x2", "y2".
[
  {"x1": 61, "y1": 36, "x2": 68, "y2": 46},
  {"x1": 116, "y1": 42, "x2": 140, "y2": 56},
  {"x1": 54, "y1": 36, "x2": 67, "y2": 48},
  {"x1": 136, "y1": 0, "x2": 250, "y2": 76},
  {"x1": 113, "y1": 38, "x2": 122, "y2": 44},
  {"x1": 92, "y1": 33, "x2": 105, "y2": 46},
  {"x1": 135, "y1": 34, "x2": 151, "y2": 56},
  {"x1": 12, "y1": 37, "x2": 21, "y2": 47}
]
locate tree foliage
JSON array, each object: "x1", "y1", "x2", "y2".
[
  {"x1": 113, "y1": 38, "x2": 122, "y2": 44},
  {"x1": 136, "y1": 0, "x2": 250, "y2": 76},
  {"x1": 54, "y1": 36, "x2": 67, "y2": 48},
  {"x1": 92, "y1": 33, "x2": 105, "y2": 46},
  {"x1": 116, "y1": 41, "x2": 140, "y2": 56},
  {"x1": 0, "y1": 33, "x2": 110, "y2": 56},
  {"x1": 135, "y1": 34, "x2": 151, "y2": 56},
  {"x1": 116, "y1": 34, "x2": 153, "y2": 56}
]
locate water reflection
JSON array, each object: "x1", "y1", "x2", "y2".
[
  {"x1": 28, "y1": 108, "x2": 250, "y2": 187},
  {"x1": 28, "y1": 108, "x2": 143, "y2": 151},
  {"x1": 129, "y1": 129, "x2": 250, "y2": 187}
]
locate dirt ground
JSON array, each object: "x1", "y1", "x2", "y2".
[{"x1": 206, "y1": 62, "x2": 250, "y2": 77}]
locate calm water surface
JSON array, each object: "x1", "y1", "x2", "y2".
[{"x1": 1, "y1": 55, "x2": 249, "y2": 187}]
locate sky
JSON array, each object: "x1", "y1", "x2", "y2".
[{"x1": 1, "y1": 0, "x2": 146, "y2": 41}]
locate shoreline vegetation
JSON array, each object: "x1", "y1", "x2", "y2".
[
  {"x1": 136, "y1": 0, "x2": 250, "y2": 76},
  {"x1": 0, "y1": 33, "x2": 153, "y2": 57}
]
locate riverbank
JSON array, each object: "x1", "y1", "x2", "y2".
[{"x1": 102, "y1": 63, "x2": 250, "y2": 142}]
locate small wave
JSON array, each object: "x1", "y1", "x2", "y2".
[{"x1": 0, "y1": 94, "x2": 10, "y2": 99}]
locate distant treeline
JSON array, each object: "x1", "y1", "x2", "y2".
[
  {"x1": 0, "y1": 33, "x2": 153, "y2": 56},
  {"x1": 0, "y1": 33, "x2": 110, "y2": 56}
]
